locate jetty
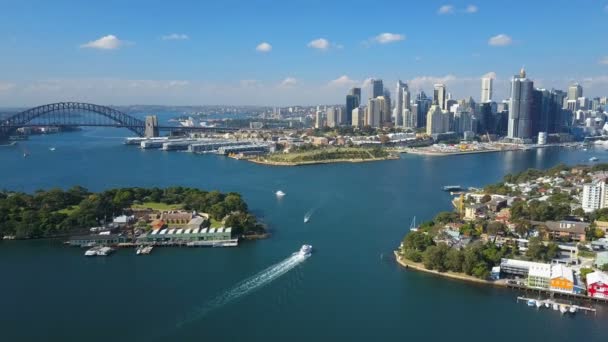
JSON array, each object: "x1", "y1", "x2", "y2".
[{"x1": 516, "y1": 296, "x2": 596, "y2": 315}]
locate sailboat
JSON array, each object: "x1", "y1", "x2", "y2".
[{"x1": 409, "y1": 216, "x2": 419, "y2": 232}]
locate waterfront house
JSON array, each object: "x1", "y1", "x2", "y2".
[
  {"x1": 486, "y1": 199, "x2": 507, "y2": 213},
  {"x1": 160, "y1": 211, "x2": 195, "y2": 227},
  {"x1": 586, "y1": 271, "x2": 608, "y2": 299},
  {"x1": 549, "y1": 264, "x2": 574, "y2": 293},
  {"x1": 68, "y1": 234, "x2": 123, "y2": 247},
  {"x1": 527, "y1": 263, "x2": 551, "y2": 289}
]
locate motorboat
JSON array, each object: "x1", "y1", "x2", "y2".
[
  {"x1": 535, "y1": 300, "x2": 543, "y2": 308},
  {"x1": 49, "y1": 147, "x2": 56, "y2": 151},
  {"x1": 552, "y1": 304, "x2": 559, "y2": 311},
  {"x1": 559, "y1": 305, "x2": 568, "y2": 314},
  {"x1": 299, "y1": 244, "x2": 312, "y2": 257},
  {"x1": 275, "y1": 190, "x2": 286, "y2": 197},
  {"x1": 304, "y1": 214, "x2": 311, "y2": 223},
  {"x1": 84, "y1": 247, "x2": 99, "y2": 256},
  {"x1": 527, "y1": 299, "x2": 535, "y2": 307},
  {"x1": 544, "y1": 302, "x2": 550, "y2": 309},
  {"x1": 569, "y1": 306, "x2": 577, "y2": 314},
  {"x1": 590, "y1": 157, "x2": 599, "y2": 162}
]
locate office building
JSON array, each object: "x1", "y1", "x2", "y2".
[
  {"x1": 481, "y1": 77, "x2": 493, "y2": 103},
  {"x1": 568, "y1": 83, "x2": 583, "y2": 102},
  {"x1": 508, "y1": 68, "x2": 534, "y2": 139},
  {"x1": 416, "y1": 91, "x2": 432, "y2": 128},
  {"x1": 315, "y1": 110, "x2": 324, "y2": 129},
  {"x1": 346, "y1": 87, "x2": 361, "y2": 125},
  {"x1": 394, "y1": 81, "x2": 408, "y2": 126},
  {"x1": 371, "y1": 79, "x2": 383, "y2": 98},
  {"x1": 426, "y1": 104, "x2": 448, "y2": 135},
  {"x1": 367, "y1": 97, "x2": 385, "y2": 127},
  {"x1": 433, "y1": 84, "x2": 447, "y2": 111},
  {"x1": 352, "y1": 107, "x2": 364, "y2": 127},
  {"x1": 326, "y1": 107, "x2": 337, "y2": 128}
]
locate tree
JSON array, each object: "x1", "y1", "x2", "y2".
[
  {"x1": 580, "y1": 268, "x2": 594, "y2": 281},
  {"x1": 444, "y1": 248, "x2": 464, "y2": 272},
  {"x1": 422, "y1": 244, "x2": 449, "y2": 271},
  {"x1": 402, "y1": 231, "x2": 434, "y2": 252},
  {"x1": 480, "y1": 194, "x2": 491, "y2": 203}
]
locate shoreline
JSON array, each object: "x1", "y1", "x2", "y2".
[
  {"x1": 393, "y1": 251, "x2": 504, "y2": 287},
  {"x1": 248, "y1": 155, "x2": 399, "y2": 166},
  {"x1": 402, "y1": 143, "x2": 578, "y2": 157}
]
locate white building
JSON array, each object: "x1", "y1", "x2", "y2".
[
  {"x1": 582, "y1": 181, "x2": 607, "y2": 213},
  {"x1": 481, "y1": 77, "x2": 493, "y2": 103}
]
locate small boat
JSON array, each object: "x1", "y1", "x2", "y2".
[
  {"x1": 559, "y1": 305, "x2": 568, "y2": 314},
  {"x1": 569, "y1": 306, "x2": 577, "y2": 314},
  {"x1": 442, "y1": 185, "x2": 461, "y2": 192},
  {"x1": 137, "y1": 246, "x2": 153, "y2": 254},
  {"x1": 275, "y1": 190, "x2": 286, "y2": 197},
  {"x1": 535, "y1": 300, "x2": 543, "y2": 308},
  {"x1": 49, "y1": 147, "x2": 56, "y2": 151},
  {"x1": 409, "y1": 216, "x2": 419, "y2": 232},
  {"x1": 552, "y1": 304, "x2": 559, "y2": 311},
  {"x1": 23, "y1": 152, "x2": 29, "y2": 158},
  {"x1": 527, "y1": 299, "x2": 536, "y2": 307},
  {"x1": 544, "y1": 302, "x2": 551, "y2": 308},
  {"x1": 304, "y1": 214, "x2": 310, "y2": 223},
  {"x1": 298, "y1": 244, "x2": 312, "y2": 257},
  {"x1": 97, "y1": 246, "x2": 114, "y2": 256},
  {"x1": 589, "y1": 157, "x2": 599, "y2": 162},
  {"x1": 84, "y1": 247, "x2": 99, "y2": 256}
]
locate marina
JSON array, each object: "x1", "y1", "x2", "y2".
[{"x1": 517, "y1": 296, "x2": 596, "y2": 315}]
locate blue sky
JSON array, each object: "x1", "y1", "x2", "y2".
[{"x1": 1, "y1": 0, "x2": 608, "y2": 106}]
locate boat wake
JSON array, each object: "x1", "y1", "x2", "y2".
[{"x1": 176, "y1": 251, "x2": 309, "y2": 328}]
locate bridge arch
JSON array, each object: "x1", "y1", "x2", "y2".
[{"x1": 0, "y1": 102, "x2": 146, "y2": 137}]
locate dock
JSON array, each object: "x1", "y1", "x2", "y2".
[{"x1": 516, "y1": 296, "x2": 596, "y2": 315}]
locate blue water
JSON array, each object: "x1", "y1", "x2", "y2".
[{"x1": 1, "y1": 127, "x2": 607, "y2": 342}]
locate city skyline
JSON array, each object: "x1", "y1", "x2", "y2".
[{"x1": 2, "y1": 0, "x2": 608, "y2": 106}]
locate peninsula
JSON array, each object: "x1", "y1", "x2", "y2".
[
  {"x1": 251, "y1": 146, "x2": 398, "y2": 166},
  {"x1": 0, "y1": 186, "x2": 266, "y2": 247},
  {"x1": 396, "y1": 163, "x2": 608, "y2": 301}
]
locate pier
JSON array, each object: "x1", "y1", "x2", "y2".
[{"x1": 516, "y1": 296, "x2": 597, "y2": 315}]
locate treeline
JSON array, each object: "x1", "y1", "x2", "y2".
[
  {"x1": 0, "y1": 186, "x2": 264, "y2": 239},
  {"x1": 401, "y1": 231, "x2": 515, "y2": 279},
  {"x1": 401, "y1": 232, "x2": 559, "y2": 279},
  {"x1": 269, "y1": 147, "x2": 389, "y2": 163}
]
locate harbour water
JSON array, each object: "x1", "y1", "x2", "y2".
[{"x1": 1, "y1": 127, "x2": 607, "y2": 341}]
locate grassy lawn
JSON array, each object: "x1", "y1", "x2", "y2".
[
  {"x1": 131, "y1": 202, "x2": 183, "y2": 210},
  {"x1": 210, "y1": 218, "x2": 223, "y2": 228},
  {"x1": 56, "y1": 205, "x2": 79, "y2": 215}
]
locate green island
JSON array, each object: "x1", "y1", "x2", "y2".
[
  {"x1": 396, "y1": 163, "x2": 608, "y2": 300},
  {"x1": 252, "y1": 146, "x2": 397, "y2": 166},
  {"x1": 0, "y1": 186, "x2": 265, "y2": 241}
]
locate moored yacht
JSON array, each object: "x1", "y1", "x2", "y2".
[{"x1": 275, "y1": 190, "x2": 286, "y2": 198}]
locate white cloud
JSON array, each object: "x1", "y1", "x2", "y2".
[
  {"x1": 599, "y1": 56, "x2": 608, "y2": 65},
  {"x1": 373, "y1": 33, "x2": 405, "y2": 44},
  {"x1": 327, "y1": 75, "x2": 358, "y2": 88},
  {"x1": 438, "y1": 5, "x2": 454, "y2": 14},
  {"x1": 482, "y1": 72, "x2": 497, "y2": 79},
  {"x1": 361, "y1": 78, "x2": 374, "y2": 88},
  {"x1": 80, "y1": 35, "x2": 126, "y2": 50},
  {"x1": 488, "y1": 34, "x2": 513, "y2": 46},
  {"x1": 161, "y1": 33, "x2": 189, "y2": 41},
  {"x1": 278, "y1": 77, "x2": 297, "y2": 88},
  {"x1": 256, "y1": 42, "x2": 272, "y2": 52},
  {"x1": 465, "y1": 5, "x2": 478, "y2": 13},
  {"x1": 307, "y1": 38, "x2": 330, "y2": 50}
]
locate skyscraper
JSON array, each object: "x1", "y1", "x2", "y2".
[
  {"x1": 315, "y1": 110, "x2": 324, "y2": 129},
  {"x1": 426, "y1": 104, "x2": 447, "y2": 135},
  {"x1": 481, "y1": 77, "x2": 493, "y2": 103},
  {"x1": 508, "y1": 68, "x2": 534, "y2": 139},
  {"x1": 394, "y1": 81, "x2": 408, "y2": 126},
  {"x1": 382, "y1": 89, "x2": 392, "y2": 124},
  {"x1": 568, "y1": 83, "x2": 583, "y2": 102},
  {"x1": 352, "y1": 107, "x2": 363, "y2": 127},
  {"x1": 404, "y1": 104, "x2": 418, "y2": 129},
  {"x1": 326, "y1": 107, "x2": 337, "y2": 128},
  {"x1": 433, "y1": 84, "x2": 447, "y2": 111},
  {"x1": 367, "y1": 97, "x2": 384, "y2": 127},
  {"x1": 371, "y1": 79, "x2": 383, "y2": 98},
  {"x1": 345, "y1": 93, "x2": 359, "y2": 125},
  {"x1": 415, "y1": 91, "x2": 432, "y2": 129}
]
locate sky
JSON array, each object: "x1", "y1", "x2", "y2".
[{"x1": 1, "y1": 0, "x2": 608, "y2": 106}]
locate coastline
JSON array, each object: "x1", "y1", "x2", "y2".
[
  {"x1": 249, "y1": 154, "x2": 399, "y2": 166},
  {"x1": 393, "y1": 251, "x2": 504, "y2": 287},
  {"x1": 402, "y1": 143, "x2": 577, "y2": 157}
]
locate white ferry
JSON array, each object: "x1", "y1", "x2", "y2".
[
  {"x1": 589, "y1": 157, "x2": 599, "y2": 162},
  {"x1": 275, "y1": 190, "x2": 286, "y2": 198}
]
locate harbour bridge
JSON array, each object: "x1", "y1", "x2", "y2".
[{"x1": 0, "y1": 102, "x2": 239, "y2": 140}]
